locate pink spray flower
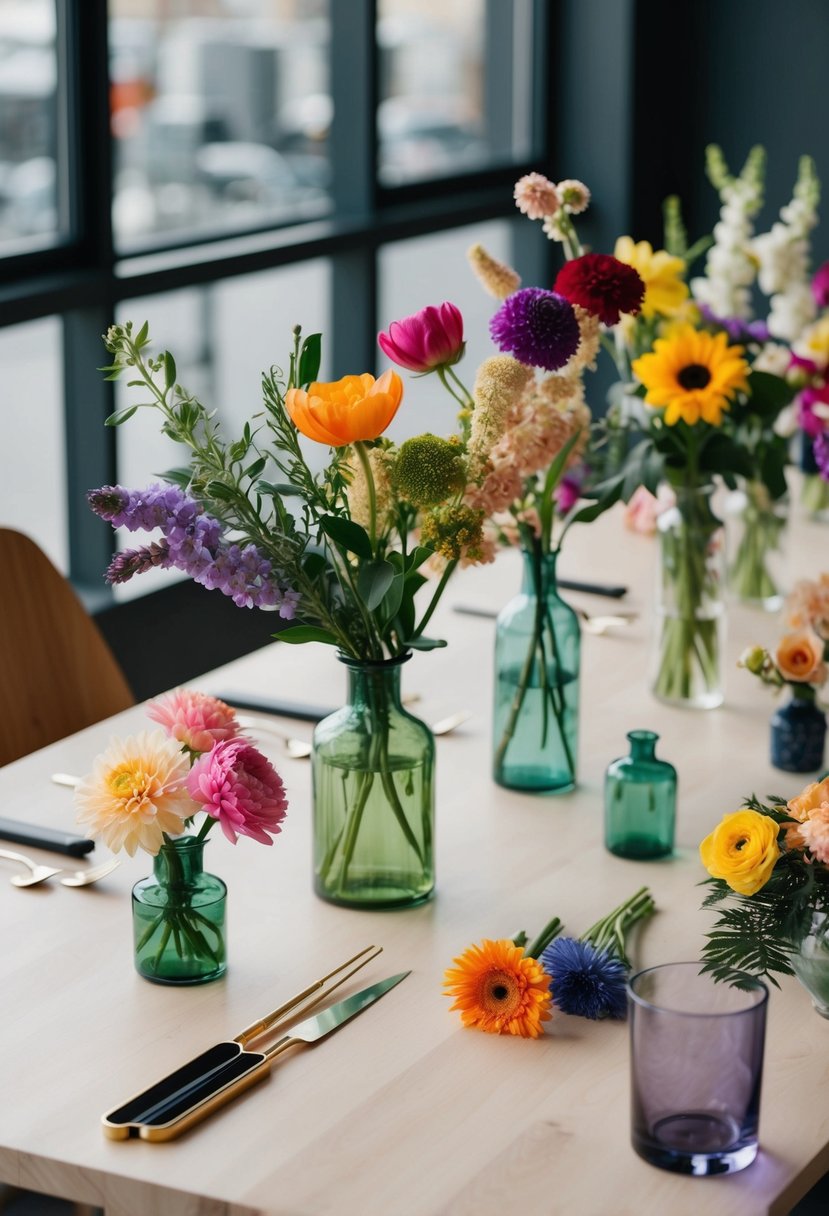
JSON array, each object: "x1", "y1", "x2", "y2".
[
  {"x1": 378, "y1": 302, "x2": 465, "y2": 374},
  {"x1": 812, "y1": 260, "x2": 829, "y2": 309},
  {"x1": 147, "y1": 688, "x2": 241, "y2": 754},
  {"x1": 554, "y1": 470, "x2": 583, "y2": 515},
  {"x1": 188, "y1": 739, "x2": 288, "y2": 845}
]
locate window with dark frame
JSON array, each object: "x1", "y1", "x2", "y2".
[{"x1": 0, "y1": 0, "x2": 553, "y2": 621}]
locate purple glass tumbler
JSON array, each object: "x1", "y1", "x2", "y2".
[{"x1": 628, "y1": 962, "x2": 768, "y2": 1176}]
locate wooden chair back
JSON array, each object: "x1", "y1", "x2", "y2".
[{"x1": 0, "y1": 529, "x2": 135, "y2": 767}]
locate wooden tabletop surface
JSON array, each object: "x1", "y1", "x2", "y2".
[{"x1": 2, "y1": 502, "x2": 828, "y2": 1216}]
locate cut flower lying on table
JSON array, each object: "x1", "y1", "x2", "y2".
[{"x1": 444, "y1": 888, "x2": 655, "y2": 1037}]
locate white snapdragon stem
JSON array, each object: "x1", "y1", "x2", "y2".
[
  {"x1": 752, "y1": 156, "x2": 820, "y2": 342},
  {"x1": 691, "y1": 145, "x2": 765, "y2": 320}
]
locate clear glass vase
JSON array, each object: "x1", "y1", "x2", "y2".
[
  {"x1": 652, "y1": 483, "x2": 725, "y2": 709},
  {"x1": 132, "y1": 836, "x2": 227, "y2": 985},
  {"x1": 725, "y1": 479, "x2": 788, "y2": 611},
  {"x1": 604, "y1": 730, "x2": 677, "y2": 860},
  {"x1": 312, "y1": 653, "x2": 434, "y2": 909},
  {"x1": 790, "y1": 913, "x2": 829, "y2": 1018},
  {"x1": 493, "y1": 543, "x2": 580, "y2": 793}
]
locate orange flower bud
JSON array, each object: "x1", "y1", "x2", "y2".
[{"x1": 285, "y1": 370, "x2": 403, "y2": 447}]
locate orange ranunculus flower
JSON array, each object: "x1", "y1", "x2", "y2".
[
  {"x1": 284, "y1": 370, "x2": 403, "y2": 447},
  {"x1": 775, "y1": 630, "x2": 825, "y2": 683}
]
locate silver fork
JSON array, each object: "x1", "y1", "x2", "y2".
[{"x1": 0, "y1": 847, "x2": 62, "y2": 887}]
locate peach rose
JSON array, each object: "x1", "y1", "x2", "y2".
[{"x1": 775, "y1": 630, "x2": 825, "y2": 683}]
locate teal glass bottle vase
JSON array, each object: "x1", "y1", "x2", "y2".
[
  {"x1": 132, "y1": 836, "x2": 227, "y2": 984},
  {"x1": 604, "y1": 730, "x2": 677, "y2": 860},
  {"x1": 493, "y1": 544, "x2": 580, "y2": 793},
  {"x1": 312, "y1": 653, "x2": 435, "y2": 909}
]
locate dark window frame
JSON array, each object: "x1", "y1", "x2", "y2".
[{"x1": 0, "y1": 0, "x2": 556, "y2": 604}]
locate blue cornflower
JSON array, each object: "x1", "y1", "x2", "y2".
[
  {"x1": 489, "y1": 287, "x2": 580, "y2": 372},
  {"x1": 540, "y1": 936, "x2": 628, "y2": 1020}
]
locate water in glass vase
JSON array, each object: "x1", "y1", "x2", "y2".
[
  {"x1": 312, "y1": 654, "x2": 434, "y2": 909},
  {"x1": 493, "y1": 546, "x2": 580, "y2": 793}
]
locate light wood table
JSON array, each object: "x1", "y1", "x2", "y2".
[{"x1": 2, "y1": 506, "x2": 828, "y2": 1216}]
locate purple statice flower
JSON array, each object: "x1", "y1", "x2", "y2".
[
  {"x1": 699, "y1": 305, "x2": 769, "y2": 345},
  {"x1": 489, "y1": 287, "x2": 580, "y2": 372},
  {"x1": 166, "y1": 513, "x2": 224, "y2": 579},
  {"x1": 87, "y1": 483, "x2": 201, "y2": 533},
  {"x1": 815, "y1": 432, "x2": 829, "y2": 482},
  {"x1": 105, "y1": 540, "x2": 173, "y2": 584},
  {"x1": 540, "y1": 936, "x2": 628, "y2": 1020}
]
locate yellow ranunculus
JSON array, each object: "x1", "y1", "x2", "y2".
[
  {"x1": 614, "y1": 236, "x2": 689, "y2": 318},
  {"x1": 700, "y1": 809, "x2": 780, "y2": 896}
]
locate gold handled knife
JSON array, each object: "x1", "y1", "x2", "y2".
[{"x1": 102, "y1": 969, "x2": 409, "y2": 1142}]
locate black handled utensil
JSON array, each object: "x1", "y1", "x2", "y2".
[
  {"x1": 0, "y1": 816, "x2": 94, "y2": 857},
  {"x1": 102, "y1": 947, "x2": 408, "y2": 1141}
]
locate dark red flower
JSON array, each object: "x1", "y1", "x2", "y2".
[{"x1": 554, "y1": 253, "x2": 645, "y2": 326}]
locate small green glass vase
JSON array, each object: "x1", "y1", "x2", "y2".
[
  {"x1": 604, "y1": 730, "x2": 677, "y2": 860},
  {"x1": 492, "y1": 543, "x2": 580, "y2": 793},
  {"x1": 132, "y1": 836, "x2": 227, "y2": 985},
  {"x1": 312, "y1": 653, "x2": 435, "y2": 909}
]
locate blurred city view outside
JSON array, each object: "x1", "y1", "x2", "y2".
[
  {"x1": 0, "y1": 0, "x2": 534, "y2": 583},
  {"x1": 0, "y1": 0, "x2": 529, "y2": 251}
]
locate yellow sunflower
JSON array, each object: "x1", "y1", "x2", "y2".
[
  {"x1": 632, "y1": 324, "x2": 750, "y2": 426},
  {"x1": 614, "y1": 236, "x2": 689, "y2": 318},
  {"x1": 444, "y1": 938, "x2": 552, "y2": 1038}
]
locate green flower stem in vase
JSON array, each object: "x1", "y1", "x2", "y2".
[
  {"x1": 312, "y1": 654, "x2": 434, "y2": 909},
  {"x1": 725, "y1": 479, "x2": 787, "y2": 610},
  {"x1": 652, "y1": 481, "x2": 725, "y2": 709},
  {"x1": 493, "y1": 541, "x2": 580, "y2": 792},
  {"x1": 132, "y1": 835, "x2": 227, "y2": 985}
]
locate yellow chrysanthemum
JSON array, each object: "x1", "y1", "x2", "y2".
[
  {"x1": 74, "y1": 730, "x2": 195, "y2": 856},
  {"x1": 444, "y1": 938, "x2": 552, "y2": 1038},
  {"x1": 614, "y1": 236, "x2": 689, "y2": 318},
  {"x1": 632, "y1": 324, "x2": 749, "y2": 426}
]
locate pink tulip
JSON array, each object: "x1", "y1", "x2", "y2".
[{"x1": 378, "y1": 302, "x2": 465, "y2": 374}]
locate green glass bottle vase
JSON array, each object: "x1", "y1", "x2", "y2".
[
  {"x1": 132, "y1": 836, "x2": 227, "y2": 984},
  {"x1": 312, "y1": 654, "x2": 435, "y2": 909},
  {"x1": 492, "y1": 544, "x2": 580, "y2": 793},
  {"x1": 604, "y1": 730, "x2": 677, "y2": 860}
]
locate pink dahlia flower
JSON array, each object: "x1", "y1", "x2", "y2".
[
  {"x1": 147, "y1": 688, "x2": 241, "y2": 754},
  {"x1": 188, "y1": 740, "x2": 288, "y2": 845},
  {"x1": 378, "y1": 302, "x2": 465, "y2": 374}
]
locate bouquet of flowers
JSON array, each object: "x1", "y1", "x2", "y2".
[
  {"x1": 444, "y1": 887, "x2": 655, "y2": 1037},
  {"x1": 74, "y1": 689, "x2": 287, "y2": 981},
  {"x1": 699, "y1": 781, "x2": 829, "y2": 1010}
]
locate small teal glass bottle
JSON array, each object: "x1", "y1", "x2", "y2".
[
  {"x1": 604, "y1": 731, "x2": 676, "y2": 860},
  {"x1": 493, "y1": 544, "x2": 580, "y2": 793}
]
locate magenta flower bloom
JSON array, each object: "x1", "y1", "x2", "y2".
[
  {"x1": 378, "y1": 302, "x2": 465, "y2": 374},
  {"x1": 188, "y1": 740, "x2": 288, "y2": 845},
  {"x1": 813, "y1": 261, "x2": 829, "y2": 309}
]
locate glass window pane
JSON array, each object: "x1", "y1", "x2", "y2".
[
  {"x1": 0, "y1": 0, "x2": 62, "y2": 255},
  {"x1": 113, "y1": 259, "x2": 330, "y2": 598},
  {"x1": 109, "y1": 0, "x2": 331, "y2": 252},
  {"x1": 379, "y1": 219, "x2": 514, "y2": 439},
  {"x1": 0, "y1": 316, "x2": 66, "y2": 569},
  {"x1": 377, "y1": 0, "x2": 536, "y2": 186}
]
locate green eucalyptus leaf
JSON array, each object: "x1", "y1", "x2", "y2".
[
  {"x1": 402, "y1": 636, "x2": 448, "y2": 651},
  {"x1": 319, "y1": 514, "x2": 373, "y2": 560},
  {"x1": 381, "y1": 572, "x2": 405, "y2": 621},
  {"x1": 298, "y1": 333, "x2": 322, "y2": 387},
  {"x1": 105, "y1": 405, "x2": 139, "y2": 426},
  {"x1": 277, "y1": 625, "x2": 340, "y2": 646},
  {"x1": 163, "y1": 351, "x2": 177, "y2": 391},
  {"x1": 135, "y1": 320, "x2": 149, "y2": 347},
  {"x1": 357, "y1": 559, "x2": 396, "y2": 612}
]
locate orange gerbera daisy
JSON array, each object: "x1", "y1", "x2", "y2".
[{"x1": 444, "y1": 938, "x2": 552, "y2": 1038}]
